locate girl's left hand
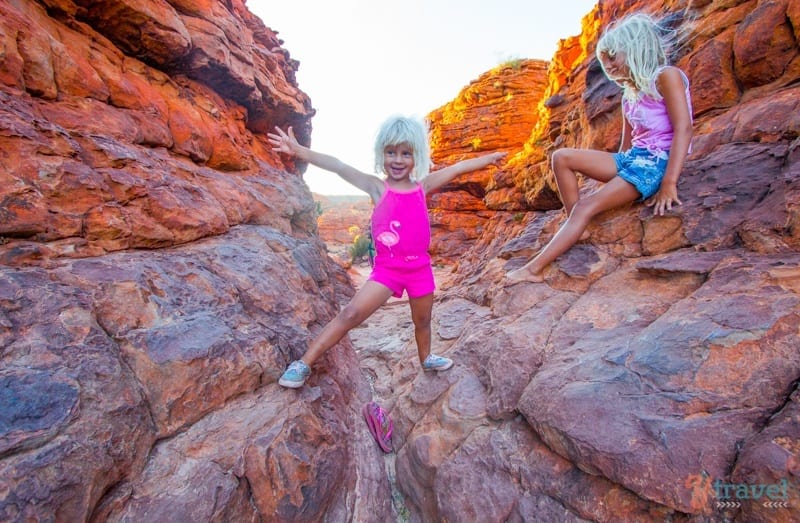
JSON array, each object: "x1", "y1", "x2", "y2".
[{"x1": 646, "y1": 184, "x2": 682, "y2": 216}]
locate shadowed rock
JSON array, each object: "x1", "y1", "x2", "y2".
[{"x1": 1, "y1": 0, "x2": 799, "y2": 521}]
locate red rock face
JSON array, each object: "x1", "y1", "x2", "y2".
[
  {"x1": 0, "y1": 1, "x2": 387, "y2": 521},
  {"x1": 314, "y1": 193, "x2": 372, "y2": 245},
  {"x1": 0, "y1": 0, "x2": 315, "y2": 261},
  {"x1": 2, "y1": 0, "x2": 800, "y2": 521},
  {"x1": 313, "y1": 193, "x2": 372, "y2": 269},
  {"x1": 427, "y1": 0, "x2": 800, "y2": 265},
  {"x1": 426, "y1": 59, "x2": 552, "y2": 261},
  {"x1": 406, "y1": 0, "x2": 800, "y2": 520}
]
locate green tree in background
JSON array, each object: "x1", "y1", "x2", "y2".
[{"x1": 349, "y1": 234, "x2": 371, "y2": 262}]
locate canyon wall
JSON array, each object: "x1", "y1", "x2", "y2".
[
  {"x1": 0, "y1": 0, "x2": 388, "y2": 521},
  {"x1": 1, "y1": 0, "x2": 799, "y2": 522},
  {"x1": 406, "y1": 0, "x2": 800, "y2": 521}
]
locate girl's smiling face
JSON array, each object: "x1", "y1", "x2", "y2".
[
  {"x1": 600, "y1": 50, "x2": 632, "y2": 84},
  {"x1": 383, "y1": 143, "x2": 415, "y2": 181}
]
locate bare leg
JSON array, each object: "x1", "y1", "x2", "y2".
[
  {"x1": 507, "y1": 149, "x2": 619, "y2": 283},
  {"x1": 301, "y1": 280, "x2": 393, "y2": 366},
  {"x1": 552, "y1": 148, "x2": 620, "y2": 215},
  {"x1": 507, "y1": 176, "x2": 639, "y2": 283},
  {"x1": 408, "y1": 293, "x2": 434, "y2": 364}
]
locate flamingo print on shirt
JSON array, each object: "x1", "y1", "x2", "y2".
[
  {"x1": 376, "y1": 220, "x2": 400, "y2": 257},
  {"x1": 370, "y1": 183, "x2": 430, "y2": 263}
]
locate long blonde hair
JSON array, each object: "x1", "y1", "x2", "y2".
[
  {"x1": 596, "y1": 13, "x2": 675, "y2": 100},
  {"x1": 373, "y1": 116, "x2": 431, "y2": 181}
]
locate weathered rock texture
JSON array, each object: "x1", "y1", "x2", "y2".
[
  {"x1": 403, "y1": 0, "x2": 799, "y2": 521},
  {"x1": 0, "y1": 0, "x2": 388, "y2": 521},
  {"x1": 427, "y1": 59, "x2": 551, "y2": 262},
  {"x1": 313, "y1": 193, "x2": 372, "y2": 270},
  {"x1": 1, "y1": 0, "x2": 800, "y2": 522},
  {"x1": 314, "y1": 193, "x2": 371, "y2": 246}
]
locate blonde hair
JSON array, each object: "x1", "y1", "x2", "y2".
[
  {"x1": 373, "y1": 116, "x2": 431, "y2": 181},
  {"x1": 596, "y1": 13, "x2": 675, "y2": 100}
]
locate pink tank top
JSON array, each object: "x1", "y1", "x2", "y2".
[
  {"x1": 371, "y1": 182, "x2": 430, "y2": 266},
  {"x1": 623, "y1": 67, "x2": 693, "y2": 157}
]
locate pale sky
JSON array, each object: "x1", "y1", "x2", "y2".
[{"x1": 247, "y1": 0, "x2": 598, "y2": 195}]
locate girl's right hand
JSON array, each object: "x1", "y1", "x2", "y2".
[
  {"x1": 267, "y1": 126, "x2": 299, "y2": 156},
  {"x1": 646, "y1": 182, "x2": 682, "y2": 216}
]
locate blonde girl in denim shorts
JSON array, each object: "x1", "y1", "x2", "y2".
[{"x1": 508, "y1": 13, "x2": 693, "y2": 283}]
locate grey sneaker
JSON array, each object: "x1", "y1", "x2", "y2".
[
  {"x1": 422, "y1": 353, "x2": 453, "y2": 371},
  {"x1": 279, "y1": 360, "x2": 311, "y2": 388}
]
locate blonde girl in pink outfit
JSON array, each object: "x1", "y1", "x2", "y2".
[
  {"x1": 508, "y1": 13, "x2": 693, "y2": 283},
  {"x1": 269, "y1": 116, "x2": 506, "y2": 388}
]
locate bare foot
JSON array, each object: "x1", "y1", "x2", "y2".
[{"x1": 506, "y1": 266, "x2": 545, "y2": 283}]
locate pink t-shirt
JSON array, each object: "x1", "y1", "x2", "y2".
[
  {"x1": 623, "y1": 67, "x2": 693, "y2": 157},
  {"x1": 371, "y1": 182, "x2": 430, "y2": 267}
]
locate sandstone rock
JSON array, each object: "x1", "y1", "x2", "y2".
[
  {"x1": 3, "y1": 0, "x2": 800, "y2": 521},
  {"x1": 0, "y1": 0, "x2": 383, "y2": 520},
  {"x1": 733, "y1": 0, "x2": 797, "y2": 89},
  {"x1": 426, "y1": 59, "x2": 551, "y2": 262},
  {"x1": 0, "y1": 0, "x2": 313, "y2": 262},
  {"x1": 314, "y1": 193, "x2": 372, "y2": 246},
  {"x1": 371, "y1": 0, "x2": 800, "y2": 520}
]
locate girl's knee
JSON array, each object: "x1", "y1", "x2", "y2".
[
  {"x1": 570, "y1": 199, "x2": 598, "y2": 221},
  {"x1": 412, "y1": 312, "x2": 432, "y2": 329},
  {"x1": 414, "y1": 321, "x2": 431, "y2": 335},
  {"x1": 552, "y1": 148, "x2": 577, "y2": 169},
  {"x1": 414, "y1": 317, "x2": 431, "y2": 330},
  {"x1": 338, "y1": 304, "x2": 364, "y2": 327}
]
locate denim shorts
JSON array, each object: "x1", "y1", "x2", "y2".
[{"x1": 613, "y1": 147, "x2": 669, "y2": 199}]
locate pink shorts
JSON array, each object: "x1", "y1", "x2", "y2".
[{"x1": 369, "y1": 261, "x2": 435, "y2": 299}]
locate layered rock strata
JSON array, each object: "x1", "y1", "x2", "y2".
[{"x1": 1, "y1": 0, "x2": 799, "y2": 521}]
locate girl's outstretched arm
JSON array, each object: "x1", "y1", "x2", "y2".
[
  {"x1": 422, "y1": 151, "x2": 507, "y2": 193},
  {"x1": 268, "y1": 126, "x2": 383, "y2": 199},
  {"x1": 647, "y1": 66, "x2": 693, "y2": 216}
]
